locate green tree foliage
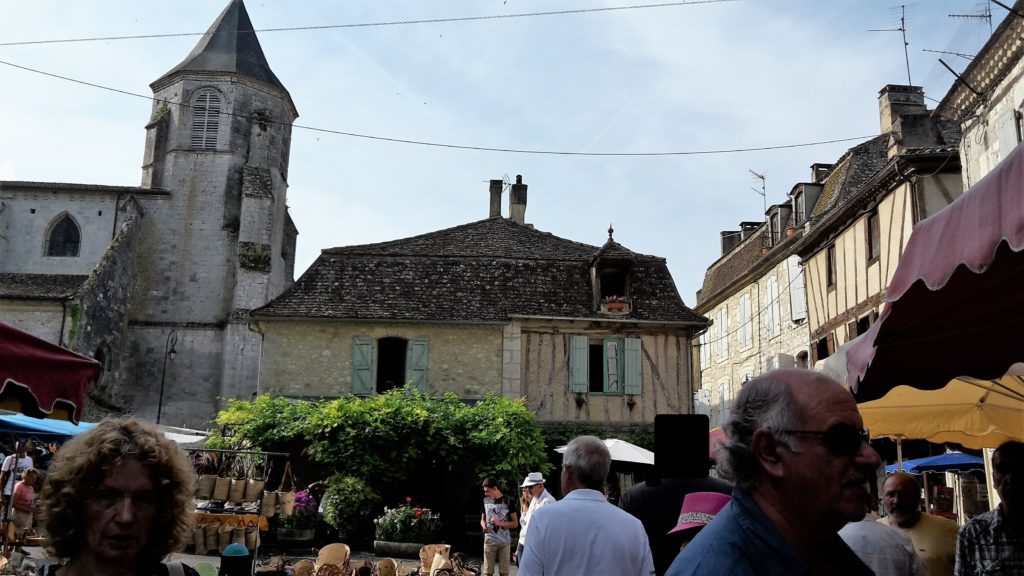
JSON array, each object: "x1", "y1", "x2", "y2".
[
  {"x1": 321, "y1": 475, "x2": 380, "y2": 541},
  {"x1": 214, "y1": 388, "x2": 550, "y2": 541}
]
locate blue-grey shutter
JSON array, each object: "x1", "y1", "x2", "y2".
[
  {"x1": 352, "y1": 337, "x2": 373, "y2": 395},
  {"x1": 569, "y1": 335, "x2": 589, "y2": 393},
  {"x1": 406, "y1": 338, "x2": 429, "y2": 392},
  {"x1": 623, "y1": 337, "x2": 642, "y2": 395}
]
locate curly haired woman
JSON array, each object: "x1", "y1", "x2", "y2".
[{"x1": 38, "y1": 419, "x2": 198, "y2": 576}]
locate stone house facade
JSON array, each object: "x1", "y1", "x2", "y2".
[
  {"x1": 936, "y1": 0, "x2": 1024, "y2": 185},
  {"x1": 0, "y1": 0, "x2": 298, "y2": 428},
  {"x1": 252, "y1": 178, "x2": 708, "y2": 428},
  {"x1": 694, "y1": 208, "x2": 811, "y2": 429}
]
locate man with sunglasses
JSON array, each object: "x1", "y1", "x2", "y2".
[
  {"x1": 954, "y1": 440, "x2": 1024, "y2": 575},
  {"x1": 879, "y1": 471, "x2": 959, "y2": 576},
  {"x1": 667, "y1": 369, "x2": 881, "y2": 575}
]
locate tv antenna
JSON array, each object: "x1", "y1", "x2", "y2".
[
  {"x1": 922, "y1": 48, "x2": 974, "y2": 61},
  {"x1": 869, "y1": 4, "x2": 912, "y2": 85},
  {"x1": 749, "y1": 169, "x2": 766, "y2": 215},
  {"x1": 949, "y1": 2, "x2": 992, "y2": 34}
]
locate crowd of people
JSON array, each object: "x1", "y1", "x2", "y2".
[
  {"x1": 0, "y1": 367, "x2": 1018, "y2": 575},
  {"x1": 487, "y1": 369, "x2": 1022, "y2": 576}
]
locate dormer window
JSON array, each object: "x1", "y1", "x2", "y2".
[
  {"x1": 793, "y1": 192, "x2": 805, "y2": 225},
  {"x1": 592, "y1": 226, "x2": 635, "y2": 314}
]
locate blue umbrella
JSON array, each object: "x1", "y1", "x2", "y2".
[
  {"x1": 0, "y1": 413, "x2": 95, "y2": 440},
  {"x1": 884, "y1": 452, "x2": 984, "y2": 474}
]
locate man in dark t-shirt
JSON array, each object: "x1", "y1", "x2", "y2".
[
  {"x1": 481, "y1": 476, "x2": 518, "y2": 576},
  {"x1": 620, "y1": 476, "x2": 732, "y2": 576}
]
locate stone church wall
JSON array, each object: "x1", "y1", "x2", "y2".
[
  {"x1": 0, "y1": 190, "x2": 118, "y2": 275},
  {"x1": 0, "y1": 301, "x2": 64, "y2": 342}
]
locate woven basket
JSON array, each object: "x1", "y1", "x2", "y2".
[
  {"x1": 276, "y1": 463, "x2": 296, "y2": 516},
  {"x1": 196, "y1": 474, "x2": 216, "y2": 500},
  {"x1": 212, "y1": 476, "x2": 231, "y2": 502},
  {"x1": 193, "y1": 526, "x2": 208, "y2": 555},
  {"x1": 244, "y1": 478, "x2": 266, "y2": 502},
  {"x1": 217, "y1": 523, "x2": 235, "y2": 553},
  {"x1": 203, "y1": 523, "x2": 220, "y2": 551},
  {"x1": 228, "y1": 478, "x2": 246, "y2": 503},
  {"x1": 419, "y1": 544, "x2": 450, "y2": 574},
  {"x1": 245, "y1": 521, "x2": 260, "y2": 551}
]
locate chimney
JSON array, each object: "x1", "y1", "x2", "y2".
[
  {"x1": 489, "y1": 179, "x2": 503, "y2": 218},
  {"x1": 878, "y1": 85, "x2": 925, "y2": 135},
  {"x1": 721, "y1": 231, "x2": 741, "y2": 255},
  {"x1": 509, "y1": 175, "x2": 528, "y2": 224},
  {"x1": 810, "y1": 163, "x2": 833, "y2": 183}
]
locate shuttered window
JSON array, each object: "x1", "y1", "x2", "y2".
[
  {"x1": 767, "y1": 275, "x2": 781, "y2": 337},
  {"x1": 738, "y1": 294, "x2": 751, "y2": 349},
  {"x1": 190, "y1": 90, "x2": 222, "y2": 150},
  {"x1": 569, "y1": 335, "x2": 642, "y2": 395},
  {"x1": 406, "y1": 338, "x2": 429, "y2": 393},
  {"x1": 353, "y1": 336, "x2": 430, "y2": 395},
  {"x1": 352, "y1": 337, "x2": 374, "y2": 395}
]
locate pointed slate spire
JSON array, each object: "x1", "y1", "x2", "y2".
[{"x1": 154, "y1": 0, "x2": 286, "y2": 92}]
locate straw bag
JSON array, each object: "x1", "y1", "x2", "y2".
[
  {"x1": 244, "y1": 520, "x2": 260, "y2": 551},
  {"x1": 196, "y1": 474, "x2": 216, "y2": 500},
  {"x1": 244, "y1": 476, "x2": 266, "y2": 502},
  {"x1": 419, "y1": 544, "x2": 450, "y2": 574},
  {"x1": 231, "y1": 523, "x2": 246, "y2": 547},
  {"x1": 259, "y1": 490, "x2": 277, "y2": 517},
  {"x1": 217, "y1": 523, "x2": 235, "y2": 553},
  {"x1": 193, "y1": 526, "x2": 209, "y2": 555},
  {"x1": 212, "y1": 476, "x2": 231, "y2": 502},
  {"x1": 276, "y1": 462, "x2": 296, "y2": 516},
  {"x1": 430, "y1": 552, "x2": 453, "y2": 576},
  {"x1": 204, "y1": 523, "x2": 220, "y2": 552},
  {"x1": 229, "y1": 478, "x2": 246, "y2": 503}
]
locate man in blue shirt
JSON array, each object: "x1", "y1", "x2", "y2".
[{"x1": 667, "y1": 369, "x2": 881, "y2": 576}]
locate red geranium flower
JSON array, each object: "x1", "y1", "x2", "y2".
[{"x1": 406, "y1": 496, "x2": 413, "y2": 502}]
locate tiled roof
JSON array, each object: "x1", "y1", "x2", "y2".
[
  {"x1": 0, "y1": 181, "x2": 169, "y2": 196},
  {"x1": 809, "y1": 136, "x2": 889, "y2": 221},
  {"x1": 695, "y1": 227, "x2": 766, "y2": 310},
  {"x1": 0, "y1": 274, "x2": 87, "y2": 299},
  {"x1": 256, "y1": 218, "x2": 705, "y2": 324}
]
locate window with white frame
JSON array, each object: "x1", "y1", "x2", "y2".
[
  {"x1": 739, "y1": 294, "x2": 752, "y2": 349},
  {"x1": 716, "y1": 307, "x2": 729, "y2": 360},
  {"x1": 767, "y1": 275, "x2": 781, "y2": 337}
]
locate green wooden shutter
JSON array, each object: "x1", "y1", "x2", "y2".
[
  {"x1": 406, "y1": 338, "x2": 429, "y2": 392},
  {"x1": 623, "y1": 337, "x2": 642, "y2": 395},
  {"x1": 352, "y1": 337, "x2": 374, "y2": 395},
  {"x1": 569, "y1": 335, "x2": 589, "y2": 393}
]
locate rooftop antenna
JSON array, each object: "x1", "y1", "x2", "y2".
[
  {"x1": 922, "y1": 48, "x2": 974, "y2": 61},
  {"x1": 949, "y1": 2, "x2": 992, "y2": 34},
  {"x1": 869, "y1": 4, "x2": 912, "y2": 85},
  {"x1": 749, "y1": 169, "x2": 766, "y2": 215}
]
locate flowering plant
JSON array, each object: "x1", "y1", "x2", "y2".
[
  {"x1": 603, "y1": 295, "x2": 628, "y2": 303},
  {"x1": 279, "y1": 490, "x2": 320, "y2": 530},
  {"x1": 374, "y1": 497, "x2": 441, "y2": 543}
]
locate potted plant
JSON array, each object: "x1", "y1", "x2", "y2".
[
  {"x1": 277, "y1": 490, "x2": 319, "y2": 542},
  {"x1": 602, "y1": 295, "x2": 628, "y2": 312},
  {"x1": 373, "y1": 497, "x2": 442, "y2": 558}
]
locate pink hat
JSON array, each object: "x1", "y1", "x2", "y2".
[{"x1": 667, "y1": 492, "x2": 731, "y2": 535}]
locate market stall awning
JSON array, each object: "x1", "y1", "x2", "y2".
[
  {"x1": 884, "y1": 452, "x2": 984, "y2": 474},
  {"x1": 554, "y1": 438, "x2": 654, "y2": 465},
  {"x1": 0, "y1": 413, "x2": 95, "y2": 439},
  {"x1": 0, "y1": 321, "x2": 100, "y2": 423},
  {"x1": 847, "y1": 143, "x2": 1024, "y2": 402},
  {"x1": 859, "y1": 372, "x2": 1024, "y2": 450}
]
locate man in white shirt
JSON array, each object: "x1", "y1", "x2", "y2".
[
  {"x1": 0, "y1": 443, "x2": 33, "y2": 518},
  {"x1": 519, "y1": 436, "x2": 655, "y2": 576},
  {"x1": 840, "y1": 492, "x2": 927, "y2": 576},
  {"x1": 515, "y1": 472, "x2": 556, "y2": 564}
]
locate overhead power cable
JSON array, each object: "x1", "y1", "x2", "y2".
[
  {"x1": 0, "y1": 0, "x2": 738, "y2": 47},
  {"x1": 0, "y1": 58, "x2": 873, "y2": 157}
]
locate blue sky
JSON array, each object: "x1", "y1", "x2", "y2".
[{"x1": 0, "y1": 1, "x2": 997, "y2": 304}]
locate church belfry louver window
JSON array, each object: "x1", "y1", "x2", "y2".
[{"x1": 190, "y1": 89, "x2": 222, "y2": 149}]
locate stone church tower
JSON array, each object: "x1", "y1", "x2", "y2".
[{"x1": 123, "y1": 0, "x2": 297, "y2": 427}]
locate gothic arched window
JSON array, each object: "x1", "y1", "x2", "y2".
[
  {"x1": 46, "y1": 214, "x2": 81, "y2": 257},
  {"x1": 190, "y1": 89, "x2": 222, "y2": 150}
]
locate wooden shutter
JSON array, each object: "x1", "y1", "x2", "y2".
[
  {"x1": 352, "y1": 337, "x2": 373, "y2": 395},
  {"x1": 787, "y1": 256, "x2": 807, "y2": 322},
  {"x1": 569, "y1": 335, "x2": 589, "y2": 393},
  {"x1": 406, "y1": 338, "x2": 429, "y2": 392},
  {"x1": 191, "y1": 90, "x2": 222, "y2": 150},
  {"x1": 623, "y1": 337, "x2": 642, "y2": 395}
]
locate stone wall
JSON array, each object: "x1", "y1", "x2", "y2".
[
  {"x1": 0, "y1": 189, "x2": 118, "y2": 275},
  {"x1": 0, "y1": 300, "x2": 65, "y2": 342},
  {"x1": 257, "y1": 320, "x2": 504, "y2": 398},
  {"x1": 71, "y1": 198, "x2": 144, "y2": 408}
]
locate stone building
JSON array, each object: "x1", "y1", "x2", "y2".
[
  {"x1": 936, "y1": 0, "x2": 1024, "y2": 185},
  {"x1": 0, "y1": 0, "x2": 297, "y2": 428},
  {"x1": 251, "y1": 178, "x2": 708, "y2": 429}
]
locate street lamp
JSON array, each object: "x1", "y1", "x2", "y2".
[{"x1": 156, "y1": 329, "x2": 177, "y2": 425}]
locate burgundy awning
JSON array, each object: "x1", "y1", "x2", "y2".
[
  {"x1": 0, "y1": 322, "x2": 100, "y2": 423},
  {"x1": 847, "y1": 143, "x2": 1024, "y2": 402}
]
